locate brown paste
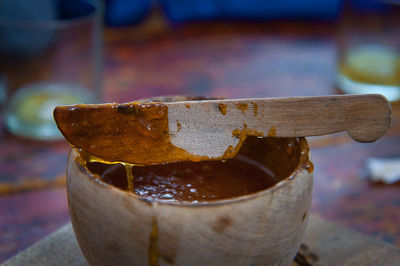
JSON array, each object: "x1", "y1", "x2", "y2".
[
  {"x1": 86, "y1": 154, "x2": 276, "y2": 202},
  {"x1": 54, "y1": 102, "x2": 197, "y2": 165},
  {"x1": 82, "y1": 137, "x2": 309, "y2": 202}
]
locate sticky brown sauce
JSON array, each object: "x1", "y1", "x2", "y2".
[
  {"x1": 124, "y1": 164, "x2": 134, "y2": 191},
  {"x1": 82, "y1": 137, "x2": 310, "y2": 203},
  {"x1": 86, "y1": 154, "x2": 278, "y2": 202},
  {"x1": 236, "y1": 103, "x2": 248, "y2": 114},
  {"x1": 54, "y1": 102, "x2": 203, "y2": 165},
  {"x1": 251, "y1": 101, "x2": 258, "y2": 116},
  {"x1": 218, "y1": 103, "x2": 227, "y2": 115},
  {"x1": 268, "y1": 126, "x2": 277, "y2": 137},
  {"x1": 303, "y1": 161, "x2": 314, "y2": 173},
  {"x1": 148, "y1": 216, "x2": 158, "y2": 266}
]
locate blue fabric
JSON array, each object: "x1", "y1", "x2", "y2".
[
  {"x1": 105, "y1": 0, "x2": 151, "y2": 26},
  {"x1": 350, "y1": 0, "x2": 390, "y2": 12},
  {"x1": 103, "y1": 0, "x2": 343, "y2": 26},
  {"x1": 101, "y1": 0, "x2": 396, "y2": 26},
  {"x1": 160, "y1": 0, "x2": 343, "y2": 23}
]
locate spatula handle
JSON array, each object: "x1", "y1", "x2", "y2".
[{"x1": 221, "y1": 94, "x2": 392, "y2": 142}]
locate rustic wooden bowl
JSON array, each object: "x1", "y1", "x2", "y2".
[{"x1": 67, "y1": 133, "x2": 313, "y2": 266}]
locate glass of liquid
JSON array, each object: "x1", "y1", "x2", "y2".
[
  {"x1": 337, "y1": 0, "x2": 400, "y2": 102},
  {"x1": 0, "y1": 0, "x2": 103, "y2": 140}
]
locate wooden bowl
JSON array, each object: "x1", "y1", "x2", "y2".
[{"x1": 67, "y1": 134, "x2": 313, "y2": 265}]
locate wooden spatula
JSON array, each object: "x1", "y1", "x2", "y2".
[{"x1": 54, "y1": 94, "x2": 391, "y2": 165}]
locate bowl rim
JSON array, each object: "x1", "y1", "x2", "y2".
[{"x1": 68, "y1": 137, "x2": 312, "y2": 208}]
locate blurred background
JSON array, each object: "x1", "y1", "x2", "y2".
[{"x1": 1, "y1": 0, "x2": 400, "y2": 263}]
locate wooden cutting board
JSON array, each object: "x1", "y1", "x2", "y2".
[{"x1": 2, "y1": 214, "x2": 400, "y2": 266}]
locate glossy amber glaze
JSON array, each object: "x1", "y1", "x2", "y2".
[
  {"x1": 54, "y1": 102, "x2": 195, "y2": 165},
  {"x1": 86, "y1": 154, "x2": 276, "y2": 202},
  {"x1": 82, "y1": 137, "x2": 309, "y2": 202},
  {"x1": 54, "y1": 96, "x2": 226, "y2": 165}
]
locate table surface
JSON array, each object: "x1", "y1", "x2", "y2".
[{"x1": 1, "y1": 11, "x2": 400, "y2": 263}]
